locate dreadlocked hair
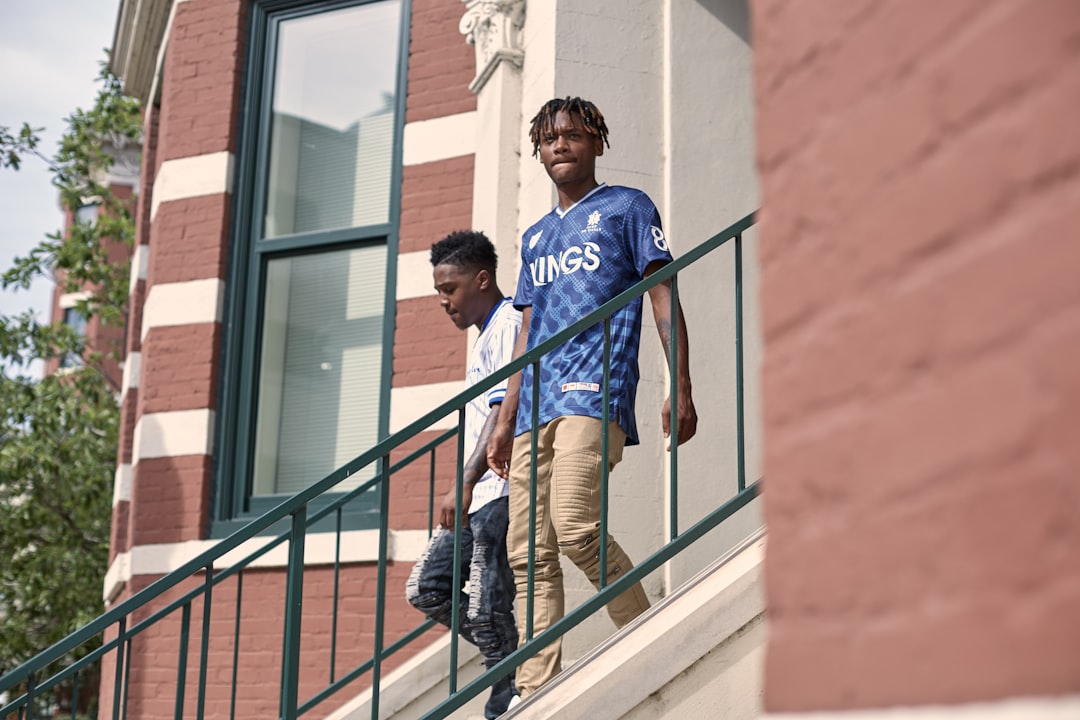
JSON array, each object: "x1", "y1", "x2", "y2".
[
  {"x1": 528, "y1": 97, "x2": 610, "y2": 157},
  {"x1": 430, "y1": 230, "x2": 498, "y2": 274}
]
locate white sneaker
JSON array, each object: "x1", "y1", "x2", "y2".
[{"x1": 503, "y1": 694, "x2": 522, "y2": 714}]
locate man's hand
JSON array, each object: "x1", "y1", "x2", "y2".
[
  {"x1": 661, "y1": 386, "x2": 698, "y2": 450},
  {"x1": 486, "y1": 422, "x2": 514, "y2": 479},
  {"x1": 439, "y1": 483, "x2": 473, "y2": 529}
]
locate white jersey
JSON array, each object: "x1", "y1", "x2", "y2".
[{"x1": 465, "y1": 297, "x2": 522, "y2": 513}]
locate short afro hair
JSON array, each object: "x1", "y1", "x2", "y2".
[
  {"x1": 430, "y1": 230, "x2": 498, "y2": 274},
  {"x1": 528, "y1": 96, "x2": 610, "y2": 158}
]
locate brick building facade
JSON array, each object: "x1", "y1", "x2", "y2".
[{"x1": 79, "y1": 0, "x2": 1078, "y2": 718}]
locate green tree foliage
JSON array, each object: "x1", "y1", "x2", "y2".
[{"x1": 0, "y1": 60, "x2": 140, "y2": 714}]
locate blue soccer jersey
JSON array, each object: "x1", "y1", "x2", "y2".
[{"x1": 513, "y1": 184, "x2": 674, "y2": 445}]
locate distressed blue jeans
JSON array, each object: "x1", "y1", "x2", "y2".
[{"x1": 405, "y1": 496, "x2": 517, "y2": 718}]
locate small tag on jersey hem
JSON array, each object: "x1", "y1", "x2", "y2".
[{"x1": 561, "y1": 382, "x2": 600, "y2": 393}]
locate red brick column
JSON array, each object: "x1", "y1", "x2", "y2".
[
  {"x1": 754, "y1": 0, "x2": 1080, "y2": 712},
  {"x1": 389, "y1": 2, "x2": 478, "y2": 531}
]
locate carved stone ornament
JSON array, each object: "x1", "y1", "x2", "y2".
[{"x1": 460, "y1": 0, "x2": 526, "y2": 93}]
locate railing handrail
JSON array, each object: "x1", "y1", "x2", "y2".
[{"x1": 0, "y1": 209, "x2": 756, "y2": 698}]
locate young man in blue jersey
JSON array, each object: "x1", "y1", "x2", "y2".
[
  {"x1": 486, "y1": 97, "x2": 697, "y2": 698},
  {"x1": 405, "y1": 230, "x2": 522, "y2": 719}
]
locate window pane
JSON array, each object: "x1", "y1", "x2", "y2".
[
  {"x1": 60, "y1": 308, "x2": 87, "y2": 369},
  {"x1": 75, "y1": 204, "x2": 98, "y2": 225},
  {"x1": 252, "y1": 245, "x2": 387, "y2": 496},
  {"x1": 264, "y1": 0, "x2": 401, "y2": 238}
]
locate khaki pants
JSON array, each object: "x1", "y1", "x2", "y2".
[{"x1": 507, "y1": 416, "x2": 651, "y2": 697}]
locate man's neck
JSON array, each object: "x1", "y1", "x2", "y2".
[
  {"x1": 473, "y1": 291, "x2": 504, "y2": 331},
  {"x1": 556, "y1": 178, "x2": 600, "y2": 210}
]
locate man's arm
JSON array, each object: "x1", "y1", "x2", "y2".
[
  {"x1": 486, "y1": 306, "x2": 531, "y2": 479},
  {"x1": 439, "y1": 402, "x2": 504, "y2": 529},
  {"x1": 644, "y1": 261, "x2": 697, "y2": 449}
]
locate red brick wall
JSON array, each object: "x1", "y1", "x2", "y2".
[
  {"x1": 145, "y1": 195, "x2": 231, "y2": 286},
  {"x1": 399, "y1": 156, "x2": 476, "y2": 253},
  {"x1": 130, "y1": 456, "x2": 214, "y2": 545},
  {"x1": 111, "y1": 104, "x2": 159, "y2": 562},
  {"x1": 128, "y1": 0, "x2": 248, "y2": 554},
  {"x1": 102, "y1": 0, "x2": 480, "y2": 713},
  {"x1": 139, "y1": 324, "x2": 222, "y2": 412},
  {"x1": 158, "y1": 0, "x2": 248, "y2": 160},
  {"x1": 406, "y1": 0, "x2": 477, "y2": 123},
  {"x1": 393, "y1": 297, "x2": 467, "y2": 388},
  {"x1": 755, "y1": 0, "x2": 1080, "y2": 711},
  {"x1": 394, "y1": 154, "x2": 474, "y2": 391},
  {"x1": 393, "y1": 0, "x2": 477, "y2": 538},
  {"x1": 98, "y1": 563, "x2": 432, "y2": 720},
  {"x1": 389, "y1": 430, "x2": 463, "y2": 531}
]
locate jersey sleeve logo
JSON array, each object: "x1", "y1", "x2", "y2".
[
  {"x1": 651, "y1": 225, "x2": 669, "y2": 252},
  {"x1": 528, "y1": 230, "x2": 543, "y2": 249}
]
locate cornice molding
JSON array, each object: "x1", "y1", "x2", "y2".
[
  {"x1": 459, "y1": 0, "x2": 526, "y2": 93},
  {"x1": 110, "y1": 0, "x2": 173, "y2": 102}
]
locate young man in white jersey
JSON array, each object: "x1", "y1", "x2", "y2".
[
  {"x1": 486, "y1": 97, "x2": 698, "y2": 698},
  {"x1": 405, "y1": 230, "x2": 522, "y2": 719}
]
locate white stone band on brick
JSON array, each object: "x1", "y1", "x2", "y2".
[
  {"x1": 113, "y1": 463, "x2": 133, "y2": 506},
  {"x1": 403, "y1": 111, "x2": 477, "y2": 166},
  {"x1": 149, "y1": 151, "x2": 234, "y2": 221},
  {"x1": 764, "y1": 697, "x2": 1080, "y2": 720},
  {"x1": 389, "y1": 381, "x2": 465, "y2": 434},
  {"x1": 121, "y1": 351, "x2": 141, "y2": 395},
  {"x1": 102, "y1": 528, "x2": 433, "y2": 602},
  {"x1": 58, "y1": 291, "x2": 91, "y2": 309},
  {"x1": 397, "y1": 251, "x2": 437, "y2": 300},
  {"x1": 133, "y1": 409, "x2": 215, "y2": 462},
  {"x1": 128, "y1": 243, "x2": 149, "y2": 295},
  {"x1": 140, "y1": 278, "x2": 224, "y2": 342}
]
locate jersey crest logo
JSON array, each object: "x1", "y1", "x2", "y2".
[
  {"x1": 584, "y1": 210, "x2": 602, "y2": 233},
  {"x1": 528, "y1": 230, "x2": 543, "y2": 249}
]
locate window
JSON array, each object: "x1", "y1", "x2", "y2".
[
  {"x1": 60, "y1": 308, "x2": 87, "y2": 369},
  {"x1": 216, "y1": 0, "x2": 405, "y2": 530},
  {"x1": 75, "y1": 203, "x2": 99, "y2": 225}
]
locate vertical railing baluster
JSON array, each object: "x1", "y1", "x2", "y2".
[
  {"x1": 371, "y1": 456, "x2": 391, "y2": 720},
  {"x1": 670, "y1": 273, "x2": 680, "y2": 540},
  {"x1": 428, "y1": 448, "x2": 437, "y2": 537},
  {"x1": 330, "y1": 507, "x2": 343, "y2": 684},
  {"x1": 23, "y1": 671, "x2": 35, "y2": 720},
  {"x1": 197, "y1": 563, "x2": 213, "y2": 720},
  {"x1": 230, "y1": 571, "x2": 244, "y2": 720},
  {"x1": 70, "y1": 669, "x2": 78, "y2": 720},
  {"x1": 175, "y1": 603, "x2": 191, "y2": 720},
  {"x1": 121, "y1": 637, "x2": 132, "y2": 720},
  {"x1": 735, "y1": 234, "x2": 746, "y2": 493},
  {"x1": 526, "y1": 361, "x2": 540, "y2": 641},
  {"x1": 112, "y1": 617, "x2": 126, "y2": 720},
  {"x1": 600, "y1": 318, "x2": 611, "y2": 588},
  {"x1": 449, "y1": 408, "x2": 466, "y2": 695},
  {"x1": 279, "y1": 507, "x2": 307, "y2": 720}
]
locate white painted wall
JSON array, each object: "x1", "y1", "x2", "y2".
[
  {"x1": 455, "y1": 0, "x2": 761, "y2": 666},
  {"x1": 661, "y1": 0, "x2": 764, "y2": 588}
]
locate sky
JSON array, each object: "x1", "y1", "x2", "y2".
[{"x1": 0, "y1": 0, "x2": 122, "y2": 323}]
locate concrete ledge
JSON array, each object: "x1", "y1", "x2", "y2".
[
  {"x1": 764, "y1": 696, "x2": 1080, "y2": 720},
  {"x1": 326, "y1": 633, "x2": 485, "y2": 720},
  {"x1": 510, "y1": 529, "x2": 767, "y2": 719},
  {"x1": 149, "y1": 152, "x2": 234, "y2": 220}
]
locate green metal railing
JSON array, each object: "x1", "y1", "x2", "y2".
[{"x1": 0, "y1": 211, "x2": 757, "y2": 720}]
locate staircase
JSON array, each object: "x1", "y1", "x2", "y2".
[
  {"x1": 330, "y1": 529, "x2": 766, "y2": 720},
  {"x1": 0, "y1": 211, "x2": 759, "y2": 720}
]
